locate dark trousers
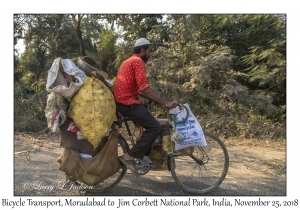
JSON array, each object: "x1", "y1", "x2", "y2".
[{"x1": 116, "y1": 103, "x2": 161, "y2": 159}]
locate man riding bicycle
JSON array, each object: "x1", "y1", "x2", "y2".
[{"x1": 113, "y1": 38, "x2": 176, "y2": 177}]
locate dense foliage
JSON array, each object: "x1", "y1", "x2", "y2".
[{"x1": 14, "y1": 14, "x2": 286, "y2": 140}]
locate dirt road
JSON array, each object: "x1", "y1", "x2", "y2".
[{"x1": 13, "y1": 132, "x2": 286, "y2": 196}]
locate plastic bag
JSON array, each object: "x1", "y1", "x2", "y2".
[
  {"x1": 46, "y1": 57, "x2": 86, "y2": 101},
  {"x1": 170, "y1": 123, "x2": 185, "y2": 142},
  {"x1": 44, "y1": 92, "x2": 69, "y2": 133},
  {"x1": 67, "y1": 121, "x2": 87, "y2": 140},
  {"x1": 169, "y1": 103, "x2": 207, "y2": 150}
]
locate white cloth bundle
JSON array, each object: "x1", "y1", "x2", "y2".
[{"x1": 46, "y1": 58, "x2": 86, "y2": 101}]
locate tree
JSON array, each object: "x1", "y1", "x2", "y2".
[
  {"x1": 71, "y1": 14, "x2": 87, "y2": 56},
  {"x1": 238, "y1": 15, "x2": 286, "y2": 105},
  {"x1": 97, "y1": 28, "x2": 118, "y2": 75},
  {"x1": 13, "y1": 14, "x2": 286, "y2": 139},
  {"x1": 17, "y1": 15, "x2": 82, "y2": 91}
]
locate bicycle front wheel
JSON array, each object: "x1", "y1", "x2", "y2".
[{"x1": 170, "y1": 131, "x2": 229, "y2": 194}]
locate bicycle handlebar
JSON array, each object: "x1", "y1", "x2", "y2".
[{"x1": 169, "y1": 104, "x2": 189, "y2": 123}]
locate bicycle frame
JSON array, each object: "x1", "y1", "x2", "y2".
[
  {"x1": 117, "y1": 109, "x2": 209, "y2": 160},
  {"x1": 117, "y1": 112, "x2": 136, "y2": 147},
  {"x1": 115, "y1": 106, "x2": 229, "y2": 194}
]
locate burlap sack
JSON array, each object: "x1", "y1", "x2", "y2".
[
  {"x1": 77, "y1": 56, "x2": 108, "y2": 79},
  {"x1": 57, "y1": 130, "x2": 121, "y2": 186}
]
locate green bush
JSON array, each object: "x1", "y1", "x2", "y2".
[{"x1": 14, "y1": 83, "x2": 48, "y2": 132}]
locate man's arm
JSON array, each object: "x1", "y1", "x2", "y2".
[{"x1": 139, "y1": 87, "x2": 176, "y2": 109}]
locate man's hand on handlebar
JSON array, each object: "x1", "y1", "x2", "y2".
[{"x1": 164, "y1": 101, "x2": 176, "y2": 109}]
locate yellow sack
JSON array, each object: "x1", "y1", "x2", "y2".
[{"x1": 68, "y1": 77, "x2": 116, "y2": 148}]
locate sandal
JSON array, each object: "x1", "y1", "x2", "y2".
[{"x1": 119, "y1": 156, "x2": 140, "y2": 177}]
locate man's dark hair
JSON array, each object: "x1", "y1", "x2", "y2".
[{"x1": 133, "y1": 44, "x2": 151, "y2": 54}]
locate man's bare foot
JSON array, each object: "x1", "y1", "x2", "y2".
[
  {"x1": 122, "y1": 153, "x2": 134, "y2": 161},
  {"x1": 118, "y1": 154, "x2": 139, "y2": 177}
]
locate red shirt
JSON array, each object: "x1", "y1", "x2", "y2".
[{"x1": 113, "y1": 54, "x2": 150, "y2": 105}]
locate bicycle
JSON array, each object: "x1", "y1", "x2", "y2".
[{"x1": 85, "y1": 104, "x2": 229, "y2": 195}]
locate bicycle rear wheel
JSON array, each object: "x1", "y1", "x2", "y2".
[{"x1": 170, "y1": 131, "x2": 229, "y2": 194}]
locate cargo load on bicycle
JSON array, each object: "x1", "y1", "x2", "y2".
[{"x1": 45, "y1": 57, "x2": 122, "y2": 186}]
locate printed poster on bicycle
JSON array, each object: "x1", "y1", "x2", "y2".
[{"x1": 169, "y1": 103, "x2": 207, "y2": 150}]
